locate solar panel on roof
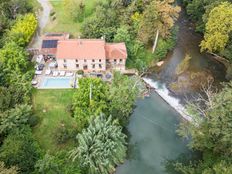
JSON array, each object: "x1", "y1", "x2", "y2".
[{"x1": 42, "y1": 40, "x2": 58, "y2": 48}]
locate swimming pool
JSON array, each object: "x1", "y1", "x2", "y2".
[{"x1": 40, "y1": 77, "x2": 74, "y2": 89}]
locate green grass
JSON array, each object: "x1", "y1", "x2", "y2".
[
  {"x1": 32, "y1": 89, "x2": 77, "y2": 153},
  {"x1": 45, "y1": 0, "x2": 106, "y2": 37}
]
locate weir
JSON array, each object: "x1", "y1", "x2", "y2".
[{"x1": 143, "y1": 77, "x2": 192, "y2": 121}]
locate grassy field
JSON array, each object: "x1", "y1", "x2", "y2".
[
  {"x1": 32, "y1": 89, "x2": 77, "y2": 153},
  {"x1": 45, "y1": 0, "x2": 106, "y2": 37}
]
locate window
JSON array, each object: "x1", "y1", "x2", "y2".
[
  {"x1": 114, "y1": 59, "x2": 117, "y2": 63},
  {"x1": 84, "y1": 59, "x2": 87, "y2": 62},
  {"x1": 76, "y1": 64, "x2": 79, "y2": 68},
  {"x1": 99, "y1": 59, "x2": 101, "y2": 62},
  {"x1": 83, "y1": 65, "x2": 88, "y2": 70},
  {"x1": 92, "y1": 59, "x2": 95, "y2": 62},
  {"x1": 75, "y1": 59, "x2": 78, "y2": 62},
  {"x1": 120, "y1": 59, "x2": 123, "y2": 62},
  {"x1": 63, "y1": 59, "x2": 67, "y2": 63},
  {"x1": 99, "y1": 64, "x2": 102, "y2": 69},
  {"x1": 63, "y1": 64, "x2": 67, "y2": 68},
  {"x1": 92, "y1": 64, "x2": 95, "y2": 69}
]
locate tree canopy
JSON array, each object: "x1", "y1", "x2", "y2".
[
  {"x1": 70, "y1": 115, "x2": 127, "y2": 174},
  {"x1": 73, "y1": 78, "x2": 109, "y2": 131},
  {"x1": 200, "y1": 2, "x2": 232, "y2": 53}
]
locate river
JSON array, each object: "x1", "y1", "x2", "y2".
[
  {"x1": 116, "y1": 93, "x2": 190, "y2": 174},
  {"x1": 116, "y1": 2, "x2": 226, "y2": 174}
]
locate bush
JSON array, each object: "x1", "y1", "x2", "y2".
[
  {"x1": 54, "y1": 121, "x2": 76, "y2": 144},
  {"x1": 0, "y1": 126, "x2": 41, "y2": 173},
  {"x1": 77, "y1": 70, "x2": 84, "y2": 75},
  {"x1": 28, "y1": 115, "x2": 39, "y2": 127},
  {"x1": 176, "y1": 54, "x2": 192, "y2": 75}
]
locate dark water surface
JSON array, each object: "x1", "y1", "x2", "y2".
[{"x1": 116, "y1": 93, "x2": 189, "y2": 174}]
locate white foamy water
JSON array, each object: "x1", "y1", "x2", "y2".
[{"x1": 143, "y1": 78, "x2": 192, "y2": 121}]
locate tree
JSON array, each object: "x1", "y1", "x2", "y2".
[
  {"x1": 109, "y1": 72, "x2": 139, "y2": 125},
  {"x1": 0, "y1": 41, "x2": 29, "y2": 73},
  {"x1": 138, "y1": 0, "x2": 180, "y2": 50},
  {"x1": 200, "y1": 2, "x2": 232, "y2": 53},
  {"x1": 73, "y1": 78, "x2": 109, "y2": 131},
  {"x1": 70, "y1": 115, "x2": 127, "y2": 174},
  {"x1": 0, "y1": 161, "x2": 18, "y2": 174},
  {"x1": 0, "y1": 126, "x2": 41, "y2": 173},
  {"x1": 81, "y1": 4, "x2": 119, "y2": 41},
  {"x1": 0, "y1": 104, "x2": 32, "y2": 135},
  {"x1": 64, "y1": 0, "x2": 85, "y2": 22},
  {"x1": 176, "y1": 82, "x2": 232, "y2": 173},
  {"x1": 6, "y1": 13, "x2": 37, "y2": 46}
]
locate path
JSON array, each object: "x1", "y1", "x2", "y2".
[{"x1": 30, "y1": 0, "x2": 52, "y2": 48}]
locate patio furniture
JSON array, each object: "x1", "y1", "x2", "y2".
[
  {"x1": 49, "y1": 61, "x2": 58, "y2": 68},
  {"x1": 35, "y1": 70, "x2": 42, "y2": 75},
  {"x1": 53, "y1": 71, "x2": 59, "y2": 76},
  {"x1": 36, "y1": 55, "x2": 43, "y2": 63},
  {"x1": 66, "y1": 72, "x2": 73, "y2": 77},
  {"x1": 45, "y1": 69, "x2": 51, "y2": 75},
  {"x1": 31, "y1": 80, "x2": 38, "y2": 85},
  {"x1": 60, "y1": 71, "x2": 66, "y2": 76}
]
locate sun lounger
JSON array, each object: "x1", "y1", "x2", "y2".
[
  {"x1": 53, "y1": 71, "x2": 59, "y2": 76},
  {"x1": 35, "y1": 70, "x2": 42, "y2": 75},
  {"x1": 60, "y1": 71, "x2": 66, "y2": 76},
  {"x1": 31, "y1": 80, "x2": 38, "y2": 85},
  {"x1": 45, "y1": 69, "x2": 51, "y2": 75},
  {"x1": 66, "y1": 72, "x2": 73, "y2": 77}
]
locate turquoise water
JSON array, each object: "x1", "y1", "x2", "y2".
[
  {"x1": 116, "y1": 92, "x2": 189, "y2": 174},
  {"x1": 40, "y1": 77, "x2": 73, "y2": 88}
]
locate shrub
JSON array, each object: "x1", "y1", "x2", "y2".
[
  {"x1": 0, "y1": 126, "x2": 41, "y2": 173},
  {"x1": 77, "y1": 70, "x2": 84, "y2": 75}
]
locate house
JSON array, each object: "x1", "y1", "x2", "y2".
[{"x1": 40, "y1": 34, "x2": 127, "y2": 72}]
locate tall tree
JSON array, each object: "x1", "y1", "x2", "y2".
[
  {"x1": 0, "y1": 42, "x2": 29, "y2": 73},
  {"x1": 200, "y1": 2, "x2": 232, "y2": 53},
  {"x1": 176, "y1": 82, "x2": 232, "y2": 173},
  {"x1": 70, "y1": 115, "x2": 127, "y2": 174},
  {"x1": 73, "y1": 78, "x2": 109, "y2": 131},
  {"x1": 0, "y1": 126, "x2": 41, "y2": 173},
  {"x1": 138, "y1": 0, "x2": 180, "y2": 51}
]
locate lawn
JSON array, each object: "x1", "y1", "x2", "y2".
[
  {"x1": 32, "y1": 89, "x2": 77, "y2": 153},
  {"x1": 45, "y1": 0, "x2": 106, "y2": 37}
]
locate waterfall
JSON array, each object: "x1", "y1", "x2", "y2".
[{"x1": 143, "y1": 78, "x2": 192, "y2": 121}]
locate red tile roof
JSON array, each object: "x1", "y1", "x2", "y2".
[
  {"x1": 56, "y1": 39, "x2": 106, "y2": 59},
  {"x1": 105, "y1": 43, "x2": 127, "y2": 59}
]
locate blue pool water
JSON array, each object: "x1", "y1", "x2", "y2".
[{"x1": 40, "y1": 77, "x2": 73, "y2": 89}]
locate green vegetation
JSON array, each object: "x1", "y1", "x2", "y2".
[
  {"x1": 182, "y1": 0, "x2": 232, "y2": 62},
  {"x1": 176, "y1": 82, "x2": 232, "y2": 173},
  {"x1": 32, "y1": 89, "x2": 76, "y2": 152},
  {"x1": 70, "y1": 115, "x2": 127, "y2": 174},
  {"x1": 46, "y1": 0, "x2": 106, "y2": 37},
  {"x1": 0, "y1": 126, "x2": 41, "y2": 174},
  {"x1": 73, "y1": 78, "x2": 109, "y2": 131}
]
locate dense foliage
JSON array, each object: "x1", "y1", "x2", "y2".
[
  {"x1": 0, "y1": 126, "x2": 41, "y2": 174},
  {"x1": 182, "y1": 0, "x2": 232, "y2": 62},
  {"x1": 70, "y1": 115, "x2": 127, "y2": 174},
  {"x1": 73, "y1": 77, "x2": 109, "y2": 131},
  {"x1": 176, "y1": 82, "x2": 232, "y2": 173}
]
